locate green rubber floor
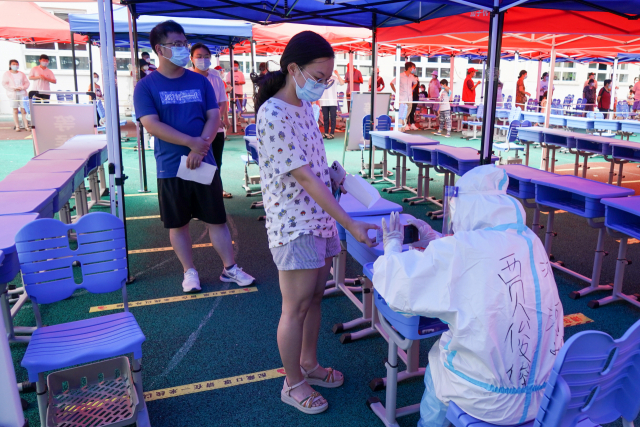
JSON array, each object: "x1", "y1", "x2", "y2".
[{"x1": 5, "y1": 125, "x2": 640, "y2": 427}]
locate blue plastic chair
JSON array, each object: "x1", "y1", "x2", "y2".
[
  {"x1": 377, "y1": 114, "x2": 392, "y2": 131},
  {"x1": 506, "y1": 95, "x2": 513, "y2": 104},
  {"x1": 575, "y1": 98, "x2": 585, "y2": 116},
  {"x1": 462, "y1": 103, "x2": 483, "y2": 140},
  {"x1": 447, "y1": 318, "x2": 640, "y2": 427},
  {"x1": 551, "y1": 99, "x2": 563, "y2": 116},
  {"x1": 15, "y1": 213, "x2": 149, "y2": 427},
  {"x1": 242, "y1": 124, "x2": 261, "y2": 198}
]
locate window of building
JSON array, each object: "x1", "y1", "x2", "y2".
[
  {"x1": 427, "y1": 57, "x2": 439, "y2": 63},
  {"x1": 589, "y1": 63, "x2": 597, "y2": 69},
  {"x1": 440, "y1": 68, "x2": 450, "y2": 78},
  {"x1": 598, "y1": 64, "x2": 607, "y2": 70},
  {"x1": 220, "y1": 61, "x2": 230, "y2": 71},
  {"x1": 563, "y1": 72, "x2": 576, "y2": 81},
  {"x1": 26, "y1": 43, "x2": 56, "y2": 50},
  {"x1": 415, "y1": 68, "x2": 423, "y2": 78},
  {"x1": 337, "y1": 65, "x2": 346, "y2": 75},
  {"x1": 360, "y1": 66, "x2": 372, "y2": 76},
  {"x1": 361, "y1": 55, "x2": 372, "y2": 61},
  {"x1": 114, "y1": 47, "x2": 131, "y2": 52},
  {"x1": 58, "y1": 43, "x2": 86, "y2": 51},
  {"x1": 617, "y1": 63, "x2": 628, "y2": 70},
  {"x1": 60, "y1": 56, "x2": 89, "y2": 70},
  {"x1": 410, "y1": 56, "x2": 421, "y2": 62},
  {"x1": 619, "y1": 74, "x2": 629, "y2": 83},
  {"x1": 441, "y1": 57, "x2": 451, "y2": 64},
  {"x1": 26, "y1": 55, "x2": 58, "y2": 69},
  {"x1": 115, "y1": 58, "x2": 130, "y2": 71},
  {"x1": 425, "y1": 68, "x2": 437, "y2": 78}
]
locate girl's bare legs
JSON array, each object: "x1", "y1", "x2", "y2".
[
  {"x1": 277, "y1": 267, "x2": 326, "y2": 406},
  {"x1": 300, "y1": 258, "x2": 343, "y2": 383},
  {"x1": 20, "y1": 108, "x2": 29, "y2": 129},
  {"x1": 12, "y1": 108, "x2": 20, "y2": 129}
]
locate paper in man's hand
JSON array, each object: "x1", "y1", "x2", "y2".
[{"x1": 176, "y1": 155, "x2": 218, "y2": 185}]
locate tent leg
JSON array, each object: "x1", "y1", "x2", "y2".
[
  {"x1": 230, "y1": 44, "x2": 237, "y2": 134},
  {"x1": 89, "y1": 41, "x2": 94, "y2": 93},
  {"x1": 130, "y1": 5, "x2": 147, "y2": 193},
  {"x1": 367, "y1": 19, "x2": 377, "y2": 179},
  {"x1": 71, "y1": 31, "x2": 79, "y2": 103},
  {"x1": 479, "y1": 8, "x2": 504, "y2": 165}
]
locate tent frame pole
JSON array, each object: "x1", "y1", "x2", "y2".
[
  {"x1": 367, "y1": 16, "x2": 377, "y2": 179},
  {"x1": 480, "y1": 59, "x2": 486, "y2": 102},
  {"x1": 71, "y1": 31, "x2": 79, "y2": 103},
  {"x1": 130, "y1": 5, "x2": 148, "y2": 193},
  {"x1": 535, "y1": 59, "x2": 542, "y2": 105},
  {"x1": 230, "y1": 44, "x2": 237, "y2": 133},
  {"x1": 250, "y1": 38, "x2": 257, "y2": 74},
  {"x1": 394, "y1": 45, "x2": 401, "y2": 130},
  {"x1": 611, "y1": 57, "x2": 618, "y2": 116},
  {"x1": 89, "y1": 40, "x2": 95, "y2": 93},
  {"x1": 479, "y1": 5, "x2": 505, "y2": 165}
]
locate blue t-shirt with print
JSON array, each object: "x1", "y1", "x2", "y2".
[{"x1": 133, "y1": 69, "x2": 218, "y2": 178}]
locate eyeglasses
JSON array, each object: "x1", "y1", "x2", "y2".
[
  {"x1": 161, "y1": 42, "x2": 191, "y2": 49},
  {"x1": 300, "y1": 67, "x2": 334, "y2": 90}
]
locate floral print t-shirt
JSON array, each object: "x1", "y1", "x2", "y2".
[{"x1": 256, "y1": 97, "x2": 337, "y2": 248}]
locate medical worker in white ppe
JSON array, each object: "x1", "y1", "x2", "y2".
[{"x1": 374, "y1": 165, "x2": 564, "y2": 426}]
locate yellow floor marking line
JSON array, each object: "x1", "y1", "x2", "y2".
[
  {"x1": 122, "y1": 146, "x2": 137, "y2": 150},
  {"x1": 89, "y1": 286, "x2": 258, "y2": 313},
  {"x1": 24, "y1": 135, "x2": 32, "y2": 140},
  {"x1": 617, "y1": 238, "x2": 640, "y2": 245},
  {"x1": 564, "y1": 313, "x2": 593, "y2": 328},
  {"x1": 125, "y1": 192, "x2": 158, "y2": 197},
  {"x1": 540, "y1": 210, "x2": 567, "y2": 214},
  {"x1": 127, "y1": 215, "x2": 161, "y2": 220},
  {"x1": 143, "y1": 368, "x2": 286, "y2": 402},
  {"x1": 128, "y1": 243, "x2": 212, "y2": 254}
]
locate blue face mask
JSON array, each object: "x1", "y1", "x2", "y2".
[
  {"x1": 293, "y1": 66, "x2": 327, "y2": 102},
  {"x1": 165, "y1": 46, "x2": 190, "y2": 68}
]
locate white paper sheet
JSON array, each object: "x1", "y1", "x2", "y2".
[
  {"x1": 176, "y1": 155, "x2": 218, "y2": 185},
  {"x1": 343, "y1": 173, "x2": 381, "y2": 209}
]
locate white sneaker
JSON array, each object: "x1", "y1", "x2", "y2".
[
  {"x1": 182, "y1": 268, "x2": 201, "y2": 293},
  {"x1": 410, "y1": 124, "x2": 419, "y2": 130},
  {"x1": 220, "y1": 265, "x2": 255, "y2": 287}
]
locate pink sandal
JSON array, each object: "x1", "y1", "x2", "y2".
[
  {"x1": 301, "y1": 363, "x2": 344, "y2": 388},
  {"x1": 281, "y1": 378, "x2": 328, "y2": 415}
]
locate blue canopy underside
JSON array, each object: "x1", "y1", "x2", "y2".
[
  {"x1": 120, "y1": 0, "x2": 640, "y2": 29},
  {"x1": 69, "y1": 6, "x2": 252, "y2": 48}
]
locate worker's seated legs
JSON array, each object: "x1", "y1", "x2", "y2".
[{"x1": 418, "y1": 366, "x2": 449, "y2": 427}]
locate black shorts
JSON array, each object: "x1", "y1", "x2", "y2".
[{"x1": 157, "y1": 173, "x2": 227, "y2": 229}]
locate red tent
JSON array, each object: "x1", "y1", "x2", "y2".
[
  {"x1": 0, "y1": 1, "x2": 87, "y2": 44},
  {"x1": 377, "y1": 7, "x2": 640, "y2": 56}
]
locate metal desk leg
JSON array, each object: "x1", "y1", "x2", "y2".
[
  {"x1": 608, "y1": 160, "x2": 616, "y2": 185},
  {"x1": 1, "y1": 283, "x2": 33, "y2": 344},
  {"x1": 324, "y1": 242, "x2": 361, "y2": 297},
  {"x1": 98, "y1": 165, "x2": 107, "y2": 196},
  {"x1": 581, "y1": 154, "x2": 588, "y2": 178},
  {"x1": 383, "y1": 154, "x2": 402, "y2": 193},
  {"x1": 338, "y1": 276, "x2": 377, "y2": 343},
  {"x1": 373, "y1": 150, "x2": 395, "y2": 185},
  {"x1": 574, "y1": 152, "x2": 580, "y2": 176},
  {"x1": 616, "y1": 162, "x2": 624, "y2": 187},
  {"x1": 367, "y1": 315, "x2": 422, "y2": 427},
  {"x1": 0, "y1": 304, "x2": 26, "y2": 427},
  {"x1": 550, "y1": 147, "x2": 557, "y2": 173},
  {"x1": 589, "y1": 235, "x2": 640, "y2": 309},
  {"x1": 542, "y1": 208, "x2": 556, "y2": 257}
]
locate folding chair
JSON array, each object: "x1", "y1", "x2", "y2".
[
  {"x1": 447, "y1": 318, "x2": 640, "y2": 427},
  {"x1": 575, "y1": 97, "x2": 585, "y2": 116},
  {"x1": 360, "y1": 114, "x2": 391, "y2": 177},
  {"x1": 242, "y1": 124, "x2": 261, "y2": 198},
  {"x1": 461, "y1": 103, "x2": 483, "y2": 140},
  {"x1": 495, "y1": 120, "x2": 524, "y2": 165},
  {"x1": 16, "y1": 213, "x2": 150, "y2": 427}
]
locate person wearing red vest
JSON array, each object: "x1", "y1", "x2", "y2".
[{"x1": 462, "y1": 68, "x2": 480, "y2": 105}]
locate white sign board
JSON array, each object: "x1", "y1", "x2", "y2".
[
  {"x1": 31, "y1": 103, "x2": 97, "y2": 155},
  {"x1": 346, "y1": 92, "x2": 391, "y2": 151}
]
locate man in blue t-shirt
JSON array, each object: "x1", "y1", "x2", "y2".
[{"x1": 134, "y1": 21, "x2": 254, "y2": 292}]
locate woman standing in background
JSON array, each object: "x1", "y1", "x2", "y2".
[{"x1": 2, "y1": 59, "x2": 30, "y2": 131}]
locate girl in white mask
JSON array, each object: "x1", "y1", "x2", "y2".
[
  {"x1": 2, "y1": 59, "x2": 30, "y2": 131},
  {"x1": 189, "y1": 43, "x2": 233, "y2": 198}
]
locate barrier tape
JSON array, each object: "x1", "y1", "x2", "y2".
[
  {"x1": 127, "y1": 215, "x2": 161, "y2": 220},
  {"x1": 143, "y1": 368, "x2": 286, "y2": 402},
  {"x1": 563, "y1": 313, "x2": 593, "y2": 328},
  {"x1": 540, "y1": 210, "x2": 567, "y2": 214},
  {"x1": 128, "y1": 243, "x2": 212, "y2": 254},
  {"x1": 125, "y1": 192, "x2": 158, "y2": 197},
  {"x1": 617, "y1": 238, "x2": 640, "y2": 245},
  {"x1": 89, "y1": 287, "x2": 258, "y2": 312}
]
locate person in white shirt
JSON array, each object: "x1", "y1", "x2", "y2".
[
  {"x1": 190, "y1": 43, "x2": 233, "y2": 198},
  {"x1": 538, "y1": 72, "x2": 549, "y2": 103},
  {"x1": 2, "y1": 59, "x2": 30, "y2": 131},
  {"x1": 390, "y1": 62, "x2": 417, "y2": 131},
  {"x1": 434, "y1": 79, "x2": 451, "y2": 137},
  {"x1": 28, "y1": 54, "x2": 56, "y2": 102},
  {"x1": 225, "y1": 60, "x2": 246, "y2": 120},
  {"x1": 319, "y1": 70, "x2": 344, "y2": 139},
  {"x1": 428, "y1": 70, "x2": 441, "y2": 113}
]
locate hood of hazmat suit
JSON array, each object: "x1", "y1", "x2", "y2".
[{"x1": 373, "y1": 165, "x2": 564, "y2": 425}]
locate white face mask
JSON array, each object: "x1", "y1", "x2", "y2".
[
  {"x1": 40, "y1": 61, "x2": 49, "y2": 67},
  {"x1": 94, "y1": 77, "x2": 99, "y2": 83},
  {"x1": 10, "y1": 65, "x2": 18, "y2": 71},
  {"x1": 143, "y1": 65, "x2": 149, "y2": 71},
  {"x1": 234, "y1": 66, "x2": 239, "y2": 72},
  {"x1": 193, "y1": 58, "x2": 211, "y2": 72}
]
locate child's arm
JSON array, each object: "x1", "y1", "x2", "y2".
[{"x1": 291, "y1": 165, "x2": 378, "y2": 247}]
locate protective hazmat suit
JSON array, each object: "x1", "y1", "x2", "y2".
[{"x1": 373, "y1": 165, "x2": 564, "y2": 426}]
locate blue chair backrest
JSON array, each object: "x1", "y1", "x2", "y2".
[
  {"x1": 476, "y1": 104, "x2": 484, "y2": 121},
  {"x1": 551, "y1": 99, "x2": 562, "y2": 116},
  {"x1": 244, "y1": 123, "x2": 256, "y2": 137},
  {"x1": 363, "y1": 114, "x2": 372, "y2": 141},
  {"x1": 97, "y1": 100, "x2": 106, "y2": 119},
  {"x1": 507, "y1": 120, "x2": 521, "y2": 143},
  {"x1": 504, "y1": 101, "x2": 512, "y2": 110},
  {"x1": 506, "y1": 95, "x2": 512, "y2": 103},
  {"x1": 576, "y1": 98, "x2": 585, "y2": 110},
  {"x1": 337, "y1": 92, "x2": 345, "y2": 112},
  {"x1": 534, "y1": 319, "x2": 640, "y2": 426},
  {"x1": 508, "y1": 107, "x2": 522, "y2": 123},
  {"x1": 376, "y1": 114, "x2": 392, "y2": 131},
  {"x1": 453, "y1": 94, "x2": 461, "y2": 104},
  {"x1": 65, "y1": 92, "x2": 73, "y2": 102},
  {"x1": 15, "y1": 213, "x2": 128, "y2": 306},
  {"x1": 618, "y1": 102, "x2": 630, "y2": 119},
  {"x1": 521, "y1": 120, "x2": 532, "y2": 128}
]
